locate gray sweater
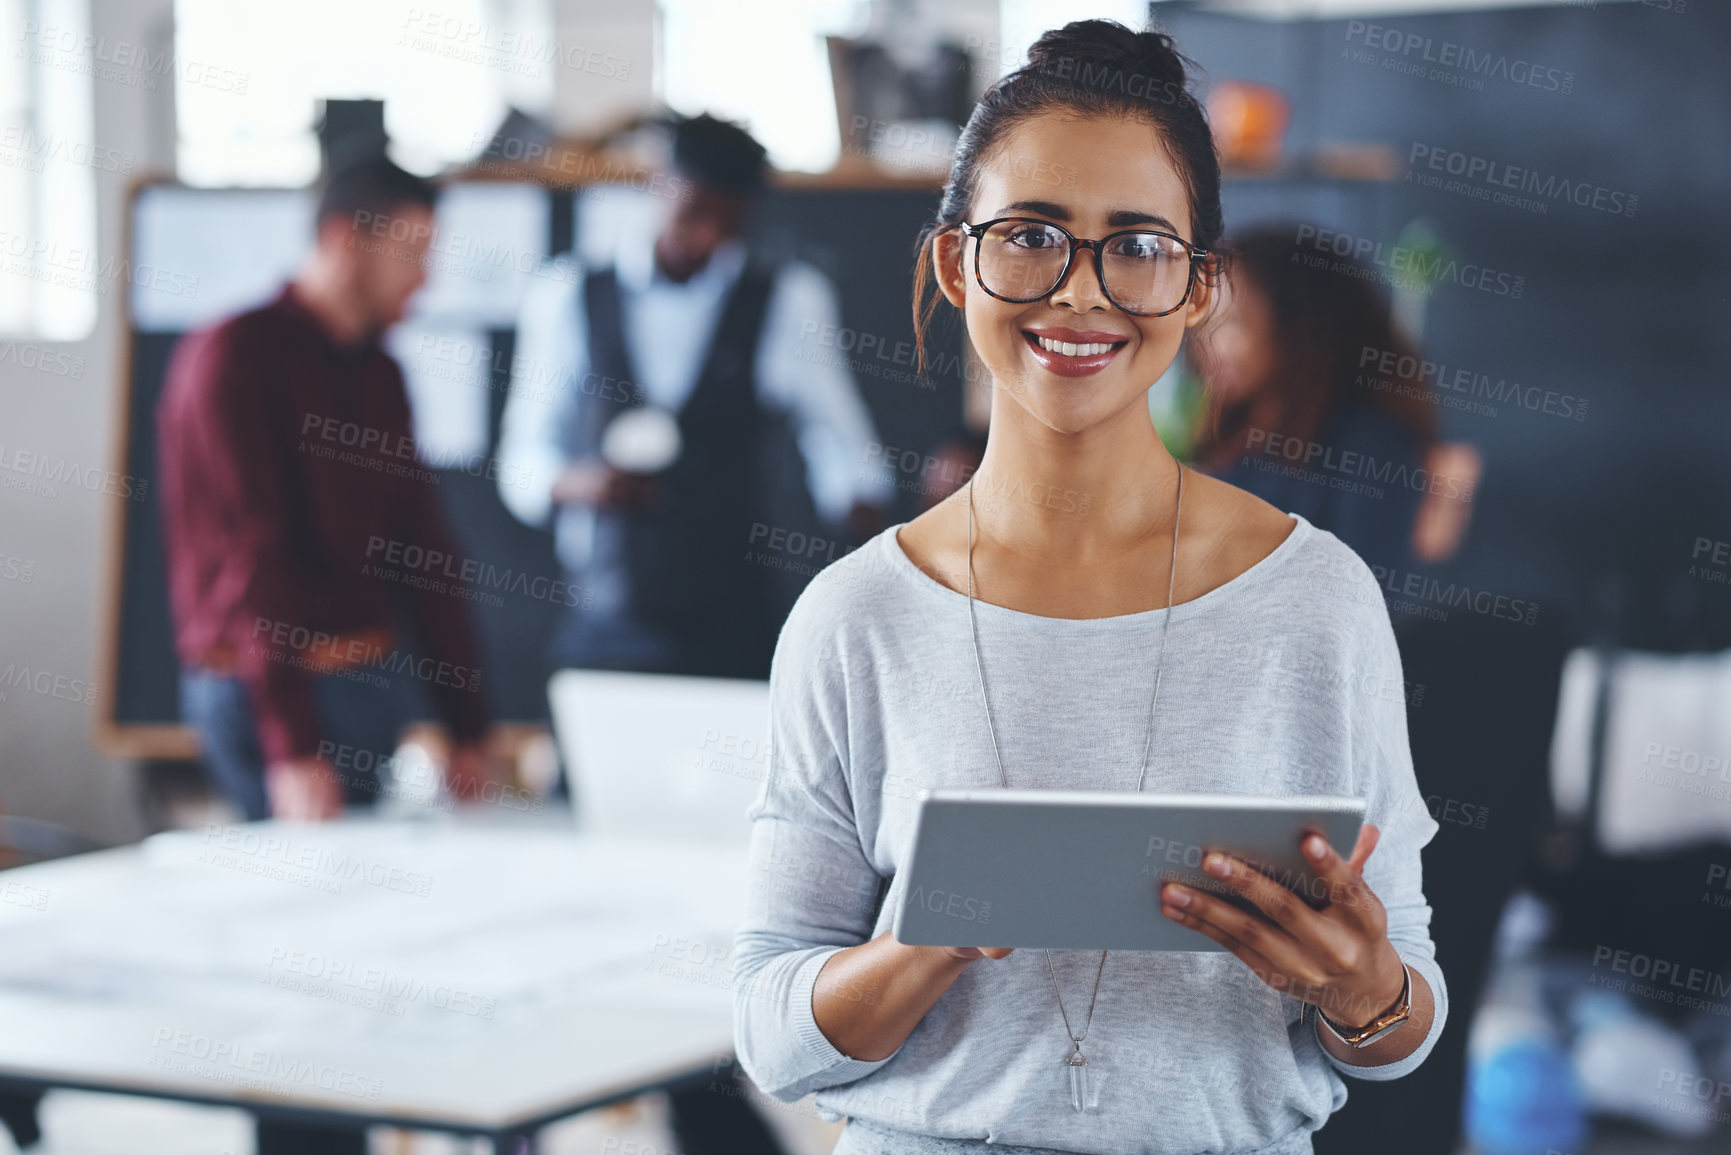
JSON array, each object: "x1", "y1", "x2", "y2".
[{"x1": 732, "y1": 515, "x2": 1448, "y2": 1154}]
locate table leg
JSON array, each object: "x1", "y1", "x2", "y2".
[
  {"x1": 256, "y1": 1117, "x2": 369, "y2": 1155},
  {"x1": 491, "y1": 1129, "x2": 537, "y2": 1155},
  {"x1": 0, "y1": 1089, "x2": 43, "y2": 1149}
]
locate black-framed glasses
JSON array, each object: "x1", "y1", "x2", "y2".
[{"x1": 956, "y1": 217, "x2": 1209, "y2": 317}]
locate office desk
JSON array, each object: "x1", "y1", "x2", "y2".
[{"x1": 0, "y1": 815, "x2": 750, "y2": 1150}]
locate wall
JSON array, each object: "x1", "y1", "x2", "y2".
[
  {"x1": 1162, "y1": 0, "x2": 1731, "y2": 648},
  {"x1": 1, "y1": 0, "x2": 180, "y2": 845}
]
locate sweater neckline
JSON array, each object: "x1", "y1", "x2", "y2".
[{"x1": 881, "y1": 512, "x2": 1309, "y2": 629}]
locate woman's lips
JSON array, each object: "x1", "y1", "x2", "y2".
[{"x1": 1022, "y1": 330, "x2": 1128, "y2": 377}]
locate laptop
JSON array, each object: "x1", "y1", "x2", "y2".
[{"x1": 547, "y1": 669, "x2": 770, "y2": 846}]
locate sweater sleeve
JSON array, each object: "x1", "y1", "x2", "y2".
[
  {"x1": 1319, "y1": 582, "x2": 1449, "y2": 1082},
  {"x1": 732, "y1": 581, "x2": 900, "y2": 1101}
]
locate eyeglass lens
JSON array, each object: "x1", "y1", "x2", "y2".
[{"x1": 975, "y1": 219, "x2": 1193, "y2": 315}]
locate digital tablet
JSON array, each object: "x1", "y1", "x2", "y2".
[{"x1": 891, "y1": 789, "x2": 1366, "y2": 952}]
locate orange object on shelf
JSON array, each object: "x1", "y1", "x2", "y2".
[{"x1": 1208, "y1": 81, "x2": 1291, "y2": 171}]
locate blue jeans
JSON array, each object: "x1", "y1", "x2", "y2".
[{"x1": 180, "y1": 666, "x2": 425, "y2": 821}]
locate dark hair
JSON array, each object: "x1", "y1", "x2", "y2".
[
  {"x1": 670, "y1": 111, "x2": 768, "y2": 196},
  {"x1": 315, "y1": 156, "x2": 438, "y2": 228},
  {"x1": 912, "y1": 19, "x2": 1225, "y2": 373},
  {"x1": 1188, "y1": 222, "x2": 1438, "y2": 465}
]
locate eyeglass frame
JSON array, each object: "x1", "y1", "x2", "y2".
[{"x1": 951, "y1": 216, "x2": 1212, "y2": 318}]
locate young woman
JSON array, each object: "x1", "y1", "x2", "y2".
[
  {"x1": 1188, "y1": 223, "x2": 1439, "y2": 571},
  {"x1": 733, "y1": 20, "x2": 1447, "y2": 1155}
]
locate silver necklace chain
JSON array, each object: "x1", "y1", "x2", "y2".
[{"x1": 964, "y1": 462, "x2": 1185, "y2": 1059}]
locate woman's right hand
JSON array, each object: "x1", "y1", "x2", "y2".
[{"x1": 941, "y1": 946, "x2": 1015, "y2": 961}]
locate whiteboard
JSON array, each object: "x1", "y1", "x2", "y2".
[{"x1": 129, "y1": 182, "x2": 552, "y2": 333}]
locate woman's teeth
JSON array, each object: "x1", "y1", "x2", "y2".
[{"x1": 1035, "y1": 336, "x2": 1116, "y2": 357}]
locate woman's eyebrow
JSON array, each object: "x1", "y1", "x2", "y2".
[
  {"x1": 1107, "y1": 209, "x2": 1180, "y2": 232},
  {"x1": 995, "y1": 199, "x2": 1070, "y2": 219},
  {"x1": 993, "y1": 200, "x2": 1181, "y2": 234}
]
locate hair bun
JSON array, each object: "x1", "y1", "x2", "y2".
[{"x1": 1022, "y1": 19, "x2": 1191, "y2": 92}]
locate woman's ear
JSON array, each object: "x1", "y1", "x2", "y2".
[
  {"x1": 1183, "y1": 262, "x2": 1219, "y2": 330},
  {"x1": 933, "y1": 229, "x2": 968, "y2": 309}
]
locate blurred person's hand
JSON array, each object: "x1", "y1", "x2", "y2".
[
  {"x1": 551, "y1": 461, "x2": 661, "y2": 510},
  {"x1": 446, "y1": 734, "x2": 513, "y2": 807},
  {"x1": 266, "y1": 757, "x2": 345, "y2": 821},
  {"x1": 1411, "y1": 442, "x2": 1483, "y2": 564}
]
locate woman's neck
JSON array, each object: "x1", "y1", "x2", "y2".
[{"x1": 968, "y1": 401, "x2": 1182, "y2": 563}]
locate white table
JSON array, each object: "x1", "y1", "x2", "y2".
[{"x1": 0, "y1": 814, "x2": 751, "y2": 1149}]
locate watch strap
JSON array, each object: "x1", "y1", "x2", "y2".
[{"x1": 1316, "y1": 961, "x2": 1412, "y2": 1048}]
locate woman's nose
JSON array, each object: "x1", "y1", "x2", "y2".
[{"x1": 1048, "y1": 247, "x2": 1111, "y2": 310}]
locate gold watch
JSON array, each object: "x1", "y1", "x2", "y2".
[{"x1": 1315, "y1": 962, "x2": 1412, "y2": 1048}]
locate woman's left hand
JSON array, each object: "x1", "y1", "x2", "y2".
[{"x1": 1159, "y1": 824, "x2": 1407, "y2": 1028}]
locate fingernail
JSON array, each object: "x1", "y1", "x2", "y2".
[
  {"x1": 1306, "y1": 835, "x2": 1327, "y2": 860},
  {"x1": 1166, "y1": 887, "x2": 1191, "y2": 907},
  {"x1": 1203, "y1": 853, "x2": 1228, "y2": 876}
]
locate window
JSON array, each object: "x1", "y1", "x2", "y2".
[
  {"x1": 0, "y1": 0, "x2": 99, "y2": 339},
  {"x1": 657, "y1": 0, "x2": 858, "y2": 174},
  {"x1": 655, "y1": 0, "x2": 1147, "y2": 175},
  {"x1": 999, "y1": 0, "x2": 1152, "y2": 76},
  {"x1": 172, "y1": 0, "x2": 553, "y2": 186}
]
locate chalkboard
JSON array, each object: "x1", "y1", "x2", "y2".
[{"x1": 100, "y1": 178, "x2": 961, "y2": 756}]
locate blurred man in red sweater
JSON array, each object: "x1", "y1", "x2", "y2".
[{"x1": 158, "y1": 158, "x2": 502, "y2": 823}]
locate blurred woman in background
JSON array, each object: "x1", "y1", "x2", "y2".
[{"x1": 1189, "y1": 223, "x2": 1478, "y2": 570}]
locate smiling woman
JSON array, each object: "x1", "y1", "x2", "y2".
[{"x1": 731, "y1": 19, "x2": 1448, "y2": 1155}]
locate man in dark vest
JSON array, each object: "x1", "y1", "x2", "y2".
[
  {"x1": 496, "y1": 113, "x2": 887, "y2": 1154},
  {"x1": 497, "y1": 112, "x2": 889, "y2": 681}
]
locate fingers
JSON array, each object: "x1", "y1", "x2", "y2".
[
  {"x1": 1202, "y1": 849, "x2": 1325, "y2": 935},
  {"x1": 1161, "y1": 828, "x2": 1396, "y2": 1003},
  {"x1": 269, "y1": 760, "x2": 344, "y2": 821},
  {"x1": 1162, "y1": 877, "x2": 1311, "y2": 978},
  {"x1": 1159, "y1": 890, "x2": 1287, "y2": 981},
  {"x1": 1300, "y1": 829, "x2": 1382, "y2": 927},
  {"x1": 276, "y1": 776, "x2": 337, "y2": 821},
  {"x1": 309, "y1": 764, "x2": 344, "y2": 820},
  {"x1": 1161, "y1": 838, "x2": 1375, "y2": 981},
  {"x1": 941, "y1": 945, "x2": 1014, "y2": 961},
  {"x1": 1345, "y1": 823, "x2": 1380, "y2": 873}
]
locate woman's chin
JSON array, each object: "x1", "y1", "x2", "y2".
[
  {"x1": 1022, "y1": 398, "x2": 1124, "y2": 438},
  {"x1": 994, "y1": 377, "x2": 1138, "y2": 435}
]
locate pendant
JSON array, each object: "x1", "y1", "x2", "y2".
[{"x1": 1065, "y1": 1045, "x2": 1102, "y2": 1112}]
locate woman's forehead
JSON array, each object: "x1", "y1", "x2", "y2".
[{"x1": 972, "y1": 110, "x2": 1192, "y2": 233}]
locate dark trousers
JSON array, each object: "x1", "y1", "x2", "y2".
[{"x1": 551, "y1": 602, "x2": 776, "y2": 682}]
